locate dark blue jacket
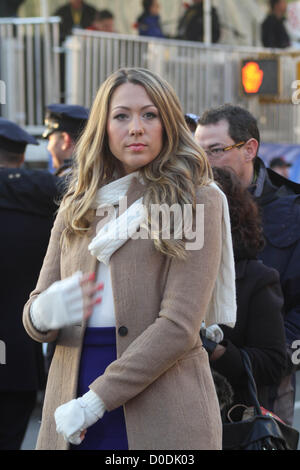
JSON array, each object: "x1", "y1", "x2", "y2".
[
  {"x1": 137, "y1": 13, "x2": 165, "y2": 38},
  {"x1": 0, "y1": 168, "x2": 59, "y2": 391},
  {"x1": 251, "y1": 158, "x2": 300, "y2": 364}
]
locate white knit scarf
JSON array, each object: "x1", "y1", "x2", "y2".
[
  {"x1": 88, "y1": 172, "x2": 145, "y2": 265},
  {"x1": 88, "y1": 173, "x2": 236, "y2": 328}
]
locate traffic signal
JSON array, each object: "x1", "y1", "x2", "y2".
[{"x1": 241, "y1": 58, "x2": 279, "y2": 96}]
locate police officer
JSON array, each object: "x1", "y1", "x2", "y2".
[
  {"x1": 42, "y1": 104, "x2": 89, "y2": 370},
  {"x1": 0, "y1": 118, "x2": 59, "y2": 449},
  {"x1": 43, "y1": 104, "x2": 89, "y2": 178},
  {"x1": 270, "y1": 156, "x2": 292, "y2": 179}
]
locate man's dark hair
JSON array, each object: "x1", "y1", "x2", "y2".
[
  {"x1": 96, "y1": 9, "x2": 114, "y2": 21},
  {"x1": 198, "y1": 104, "x2": 260, "y2": 152},
  {"x1": 0, "y1": 149, "x2": 23, "y2": 166}
]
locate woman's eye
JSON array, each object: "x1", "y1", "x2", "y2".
[
  {"x1": 143, "y1": 112, "x2": 157, "y2": 119},
  {"x1": 114, "y1": 113, "x2": 128, "y2": 120}
]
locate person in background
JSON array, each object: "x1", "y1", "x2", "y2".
[
  {"x1": 42, "y1": 104, "x2": 89, "y2": 372},
  {"x1": 43, "y1": 104, "x2": 89, "y2": 179},
  {"x1": 136, "y1": 0, "x2": 165, "y2": 38},
  {"x1": 177, "y1": 0, "x2": 220, "y2": 43},
  {"x1": 195, "y1": 104, "x2": 300, "y2": 425},
  {"x1": 261, "y1": 0, "x2": 290, "y2": 48},
  {"x1": 0, "y1": 118, "x2": 59, "y2": 449},
  {"x1": 202, "y1": 166, "x2": 286, "y2": 417},
  {"x1": 23, "y1": 67, "x2": 236, "y2": 451},
  {"x1": 54, "y1": 0, "x2": 97, "y2": 42},
  {"x1": 87, "y1": 9, "x2": 115, "y2": 33},
  {"x1": 270, "y1": 156, "x2": 292, "y2": 179},
  {"x1": 0, "y1": 0, "x2": 25, "y2": 17}
]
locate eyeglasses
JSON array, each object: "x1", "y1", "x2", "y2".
[{"x1": 204, "y1": 141, "x2": 246, "y2": 158}]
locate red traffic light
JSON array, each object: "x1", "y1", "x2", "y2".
[
  {"x1": 241, "y1": 59, "x2": 279, "y2": 96},
  {"x1": 242, "y1": 61, "x2": 264, "y2": 94}
]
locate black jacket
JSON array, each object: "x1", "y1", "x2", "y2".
[
  {"x1": 0, "y1": 0, "x2": 25, "y2": 17},
  {"x1": 0, "y1": 168, "x2": 59, "y2": 391},
  {"x1": 177, "y1": 3, "x2": 220, "y2": 43},
  {"x1": 54, "y1": 2, "x2": 97, "y2": 42},
  {"x1": 213, "y1": 252, "x2": 287, "y2": 411},
  {"x1": 251, "y1": 158, "x2": 300, "y2": 364},
  {"x1": 261, "y1": 14, "x2": 290, "y2": 48}
]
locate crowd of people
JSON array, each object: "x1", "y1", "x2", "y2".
[
  {"x1": 0, "y1": 0, "x2": 294, "y2": 48},
  {"x1": 0, "y1": 0, "x2": 300, "y2": 454},
  {"x1": 52, "y1": 0, "x2": 291, "y2": 47}
]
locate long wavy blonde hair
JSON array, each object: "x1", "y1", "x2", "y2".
[{"x1": 61, "y1": 67, "x2": 212, "y2": 259}]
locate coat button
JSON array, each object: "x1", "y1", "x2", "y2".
[{"x1": 118, "y1": 326, "x2": 128, "y2": 337}]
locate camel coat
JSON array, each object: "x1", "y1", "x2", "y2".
[{"x1": 23, "y1": 178, "x2": 223, "y2": 450}]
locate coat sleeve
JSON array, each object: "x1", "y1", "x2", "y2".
[
  {"x1": 213, "y1": 265, "x2": 287, "y2": 387},
  {"x1": 281, "y1": 236, "x2": 300, "y2": 347},
  {"x1": 89, "y1": 185, "x2": 223, "y2": 411},
  {"x1": 22, "y1": 209, "x2": 66, "y2": 344}
]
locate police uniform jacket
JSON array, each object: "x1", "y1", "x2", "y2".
[{"x1": 0, "y1": 168, "x2": 59, "y2": 391}]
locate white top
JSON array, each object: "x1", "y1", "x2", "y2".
[
  {"x1": 88, "y1": 263, "x2": 116, "y2": 328},
  {"x1": 29, "y1": 265, "x2": 116, "y2": 331}
]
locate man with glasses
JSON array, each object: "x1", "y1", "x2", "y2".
[{"x1": 195, "y1": 103, "x2": 300, "y2": 426}]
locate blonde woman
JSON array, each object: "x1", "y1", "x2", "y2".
[{"x1": 23, "y1": 68, "x2": 236, "y2": 450}]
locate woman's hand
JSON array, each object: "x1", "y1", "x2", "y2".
[
  {"x1": 210, "y1": 344, "x2": 226, "y2": 362},
  {"x1": 54, "y1": 390, "x2": 106, "y2": 445},
  {"x1": 30, "y1": 271, "x2": 104, "y2": 332},
  {"x1": 80, "y1": 272, "x2": 104, "y2": 321}
]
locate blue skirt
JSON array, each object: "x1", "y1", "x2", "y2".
[{"x1": 71, "y1": 327, "x2": 129, "y2": 450}]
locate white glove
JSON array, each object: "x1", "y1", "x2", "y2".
[
  {"x1": 54, "y1": 390, "x2": 106, "y2": 445},
  {"x1": 30, "y1": 271, "x2": 84, "y2": 332},
  {"x1": 205, "y1": 324, "x2": 224, "y2": 343}
]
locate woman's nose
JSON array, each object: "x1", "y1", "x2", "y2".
[{"x1": 129, "y1": 117, "x2": 144, "y2": 136}]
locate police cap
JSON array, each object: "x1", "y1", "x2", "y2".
[
  {"x1": 184, "y1": 113, "x2": 200, "y2": 125},
  {"x1": 270, "y1": 157, "x2": 292, "y2": 169},
  {"x1": 0, "y1": 117, "x2": 38, "y2": 153},
  {"x1": 43, "y1": 104, "x2": 89, "y2": 140}
]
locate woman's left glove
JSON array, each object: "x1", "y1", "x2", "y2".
[{"x1": 54, "y1": 389, "x2": 106, "y2": 445}]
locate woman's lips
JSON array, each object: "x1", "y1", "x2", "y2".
[{"x1": 127, "y1": 144, "x2": 147, "y2": 151}]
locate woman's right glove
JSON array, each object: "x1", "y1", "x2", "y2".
[
  {"x1": 29, "y1": 271, "x2": 84, "y2": 332},
  {"x1": 30, "y1": 270, "x2": 104, "y2": 333}
]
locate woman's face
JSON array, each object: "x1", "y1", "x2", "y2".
[{"x1": 106, "y1": 82, "x2": 164, "y2": 175}]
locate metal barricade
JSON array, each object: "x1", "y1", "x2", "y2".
[
  {"x1": 0, "y1": 17, "x2": 61, "y2": 132},
  {"x1": 1, "y1": 21, "x2": 300, "y2": 145},
  {"x1": 65, "y1": 30, "x2": 300, "y2": 144}
]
